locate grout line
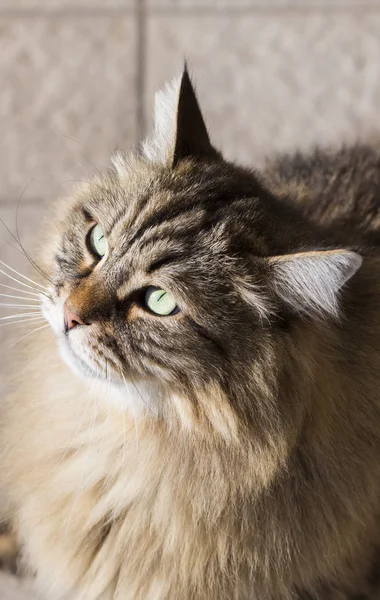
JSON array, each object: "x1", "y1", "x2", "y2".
[
  {"x1": 0, "y1": 2, "x2": 377, "y2": 18},
  {"x1": 143, "y1": 2, "x2": 380, "y2": 14},
  {"x1": 136, "y1": 0, "x2": 147, "y2": 139}
]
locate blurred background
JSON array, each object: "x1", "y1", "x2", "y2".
[{"x1": 0, "y1": 0, "x2": 380, "y2": 596}]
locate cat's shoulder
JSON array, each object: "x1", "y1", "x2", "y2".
[
  {"x1": 261, "y1": 141, "x2": 380, "y2": 241},
  {"x1": 262, "y1": 141, "x2": 380, "y2": 194}
]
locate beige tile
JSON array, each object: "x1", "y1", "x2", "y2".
[
  {"x1": 0, "y1": 201, "x2": 47, "y2": 390},
  {"x1": 0, "y1": 16, "x2": 137, "y2": 203},
  {"x1": 0, "y1": 1, "x2": 134, "y2": 10},
  {"x1": 144, "y1": 12, "x2": 380, "y2": 167}
]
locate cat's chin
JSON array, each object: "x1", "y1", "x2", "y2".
[
  {"x1": 58, "y1": 337, "x2": 97, "y2": 380},
  {"x1": 58, "y1": 338, "x2": 161, "y2": 415},
  {"x1": 41, "y1": 293, "x2": 105, "y2": 381}
]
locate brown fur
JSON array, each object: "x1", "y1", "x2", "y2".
[{"x1": 1, "y1": 70, "x2": 380, "y2": 599}]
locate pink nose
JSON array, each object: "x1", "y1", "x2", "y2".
[{"x1": 63, "y1": 302, "x2": 87, "y2": 332}]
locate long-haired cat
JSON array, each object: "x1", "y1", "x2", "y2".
[{"x1": 1, "y1": 67, "x2": 380, "y2": 599}]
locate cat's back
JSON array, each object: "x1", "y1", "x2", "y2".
[{"x1": 262, "y1": 142, "x2": 380, "y2": 246}]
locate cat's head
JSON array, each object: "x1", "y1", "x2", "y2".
[{"x1": 42, "y1": 67, "x2": 361, "y2": 438}]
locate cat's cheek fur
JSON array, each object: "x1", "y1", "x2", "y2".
[{"x1": 40, "y1": 293, "x2": 65, "y2": 338}]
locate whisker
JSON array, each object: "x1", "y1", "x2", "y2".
[
  {"x1": 0, "y1": 313, "x2": 42, "y2": 321},
  {"x1": 0, "y1": 316, "x2": 42, "y2": 325},
  {"x1": 0, "y1": 180, "x2": 51, "y2": 284},
  {"x1": 1, "y1": 217, "x2": 49, "y2": 282},
  {"x1": 0, "y1": 260, "x2": 48, "y2": 292},
  {"x1": 0, "y1": 303, "x2": 42, "y2": 308},
  {"x1": 0, "y1": 312, "x2": 43, "y2": 320},
  {"x1": 0, "y1": 293, "x2": 41, "y2": 302},
  {"x1": 132, "y1": 380, "x2": 157, "y2": 417},
  {"x1": 0, "y1": 317, "x2": 46, "y2": 328},
  {"x1": 55, "y1": 132, "x2": 103, "y2": 176},
  {"x1": 0, "y1": 284, "x2": 41, "y2": 297},
  {"x1": 0, "y1": 267, "x2": 49, "y2": 297},
  {"x1": 9, "y1": 323, "x2": 50, "y2": 348},
  {"x1": 0, "y1": 235, "x2": 26, "y2": 256},
  {"x1": 14, "y1": 192, "x2": 53, "y2": 284},
  {"x1": 66, "y1": 180, "x2": 118, "y2": 207}
]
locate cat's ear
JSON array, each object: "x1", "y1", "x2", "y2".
[
  {"x1": 142, "y1": 65, "x2": 219, "y2": 166},
  {"x1": 172, "y1": 66, "x2": 219, "y2": 166},
  {"x1": 269, "y1": 249, "x2": 362, "y2": 318}
]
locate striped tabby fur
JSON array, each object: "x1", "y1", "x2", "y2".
[{"x1": 1, "y1": 68, "x2": 380, "y2": 599}]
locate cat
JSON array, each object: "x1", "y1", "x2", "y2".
[{"x1": 1, "y1": 67, "x2": 380, "y2": 599}]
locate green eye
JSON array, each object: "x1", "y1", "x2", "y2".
[
  {"x1": 145, "y1": 287, "x2": 178, "y2": 316},
  {"x1": 89, "y1": 224, "x2": 107, "y2": 258}
]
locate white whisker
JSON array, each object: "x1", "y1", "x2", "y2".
[
  {"x1": 0, "y1": 267, "x2": 47, "y2": 295},
  {"x1": 0, "y1": 294, "x2": 41, "y2": 302},
  {"x1": 0, "y1": 284, "x2": 41, "y2": 297},
  {"x1": 1, "y1": 322, "x2": 45, "y2": 330},
  {"x1": 0, "y1": 303, "x2": 41, "y2": 308},
  {"x1": 0, "y1": 317, "x2": 45, "y2": 328},
  {"x1": 0, "y1": 312, "x2": 42, "y2": 321},
  {"x1": 0, "y1": 260, "x2": 48, "y2": 291},
  {"x1": 9, "y1": 323, "x2": 50, "y2": 348}
]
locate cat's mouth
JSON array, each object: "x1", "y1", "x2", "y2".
[{"x1": 41, "y1": 293, "x2": 113, "y2": 381}]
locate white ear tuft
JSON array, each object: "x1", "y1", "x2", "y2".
[
  {"x1": 235, "y1": 277, "x2": 273, "y2": 323},
  {"x1": 142, "y1": 76, "x2": 182, "y2": 164},
  {"x1": 270, "y1": 250, "x2": 362, "y2": 318}
]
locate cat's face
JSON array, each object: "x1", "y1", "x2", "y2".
[
  {"x1": 42, "y1": 69, "x2": 361, "y2": 428},
  {"x1": 43, "y1": 159, "x2": 270, "y2": 395}
]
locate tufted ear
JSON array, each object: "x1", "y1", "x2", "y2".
[
  {"x1": 142, "y1": 65, "x2": 219, "y2": 167},
  {"x1": 269, "y1": 249, "x2": 362, "y2": 319}
]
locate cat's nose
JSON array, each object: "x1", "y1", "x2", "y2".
[{"x1": 63, "y1": 302, "x2": 88, "y2": 332}]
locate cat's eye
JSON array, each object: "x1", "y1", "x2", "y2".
[
  {"x1": 144, "y1": 287, "x2": 178, "y2": 316},
  {"x1": 88, "y1": 224, "x2": 107, "y2": 258}
]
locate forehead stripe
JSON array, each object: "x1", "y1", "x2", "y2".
[{"x1": 128, "y1": 188, "x2": 246, "y2": 249}]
